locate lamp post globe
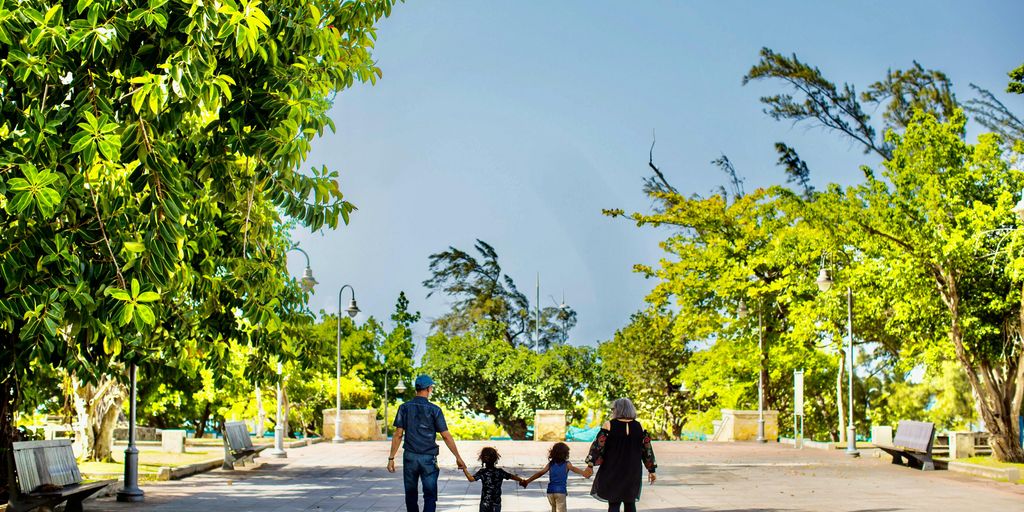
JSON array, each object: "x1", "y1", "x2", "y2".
[
  {"x1": 300, "y1": 266, "x2": 318, "y2": 292},
  {"x1": 815, "y1": 268, "x2": 833, "y2": 292}
]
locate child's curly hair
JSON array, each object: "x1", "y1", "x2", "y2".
[
  {"x1": 548, "y1": 442, "x2": 570, "y2": 463},
  {"x1": 478, "y1": 446, "x2": 500, "y2": 467}
]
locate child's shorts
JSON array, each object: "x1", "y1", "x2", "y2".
[{"x1": 547, "y1": 493, "x2": 567, "y2": 512}]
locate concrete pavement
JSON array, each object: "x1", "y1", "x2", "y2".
[{"x1": 87, "y1": 440, "x2": 1024, "y2": 511}]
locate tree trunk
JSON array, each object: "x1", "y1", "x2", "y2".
[
  {"x1": 498, "y1": 417, "x2": 528, "y2": 440},
  {"x1": 255, "y1": 385, "x2": 266, "y2": 436},
  {"x1": 0, "y1": 329, "x2": 17, "y2": 502},
  {"x1": 944, "y1": 276, "x2": 1024, "y2": 462},
  {"x1": 837, "y1": 351, "x2": 846, "y2": 444},
  {"x1": 282, "y1": 386, "x2": 290, "y2": 438},
  {"x1": 71, "y1": 374, "x2": 125, "y2": 462},
  {"x1": 195, "y1": 402, "x2": 212, "y2": 439}
]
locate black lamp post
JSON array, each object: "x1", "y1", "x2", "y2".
[
  {"x1": 333, "y1": 285, "x2": 359, "y2": 443},
  {"x1": 116, "y1": 363, "x2": 144, "y2": 502}
]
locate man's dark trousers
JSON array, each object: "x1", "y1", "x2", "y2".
[{"x1": 403, "y1": 451, "x2": 439, "y2": 512}]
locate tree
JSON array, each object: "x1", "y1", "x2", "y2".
[
  {"x1": 423, "y1": 240, "x2": 577, "y2": 350},
  {"x1": 745, "y1": 48, "x2": 1024, "y2": 461},
  {"x1": 838, "y1": 111, "x2": 1024, "y2": 461},
  {"x1": 421, "y1": 322, "x2": 598, "y2": 439},
  {"x1": 1009, "y1": 63, "x2": 1024, "y2": 95},
  {"x1": 0, "y1": 0, "x2": 397, "y2": 491},
  {"x1": 598, "y1": 309, "x2": 689, "y2": 439},
  {"x1": 742, "y1": 48, "x2": 957, "y2": 174}
]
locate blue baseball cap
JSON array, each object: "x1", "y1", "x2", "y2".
[{"x1": 414, "y1": 374, "x2": 435, "y2": 390}]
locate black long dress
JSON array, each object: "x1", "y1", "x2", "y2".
[{"x1": 587, "y1": 419, "x2": 657, "y2": 503}]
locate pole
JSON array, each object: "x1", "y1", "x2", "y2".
[
  {"x1": 535, "y1": 273, "x2": 540, "y2": 349},
  {"x1": 756, "y1": 305, "x2": 766, "y2": 443},
  {"x1": 384, "y1": 371, "x2": 389, "y2": 439},
  {"x1": 334, "y1": 286, "x2": 350, "y2": 443},
  {"x1": 845, "y1": 287, "x2": 860, "y2": 457},
  {"x1": 117, "y1": 363, "x2": 144, "y2": 502},
  {"x1": 270, "y1": 363, "x2": 287, "y2": 458}
]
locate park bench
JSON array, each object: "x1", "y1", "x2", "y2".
[
  {"x1": 221, "y1": 420, "x2": 268, "y2": 470},
  {"x1": 6, "y1": 439, "x2": 114, "y2": 512},
  {"x1": 875, "y1": 420, "x2": 936, "y2": 471}
]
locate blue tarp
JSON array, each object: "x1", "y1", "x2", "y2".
[{"x1": 566, "y1": 426, "x2": 600, "y2": 442}]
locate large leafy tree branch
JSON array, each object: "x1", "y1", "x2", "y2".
[
  {"x1": 0, "y1": 0, "x2": 398, "y2": 488},
  {"x1": 423, "y1": 240, "x2": 577, "y2": 350}
]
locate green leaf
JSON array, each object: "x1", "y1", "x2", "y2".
[
  {"x1": 136, "y1": 291, "x2": 160, "y2": 302},
  {"x1": 120, "y1": 302, "x2": 135, "y2": 325},
  {"x1": 124, "y1": 241, "x2": 146, "y2": 253},
  {"x1": 103, "y1": 336, "x2": 121, "y2": 356},
  {"x1": 135, "y1": 303, "x2": 155, "y2": 324},
  {"x1": 131, "y1": 278, "x2": 140, "y2": 297},
  {"x1": 105, "y1": 287, "x2": 130, "y2": 301}
]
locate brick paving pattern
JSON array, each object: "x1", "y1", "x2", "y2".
[{"x1": 88, "y1": 440, "x2": 1024, "y2": 511}]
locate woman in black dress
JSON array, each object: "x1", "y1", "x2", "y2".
[{"x1": 584, "y1": 398, "x2": 657, "y2": 512}]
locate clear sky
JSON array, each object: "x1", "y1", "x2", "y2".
[{"x1": 288, "y1": 0, "x2": 1024, "y2": 357}]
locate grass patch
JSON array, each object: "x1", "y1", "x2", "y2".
[{"x1": 79, "y1": 447, "x2": 222, "y2": 478}]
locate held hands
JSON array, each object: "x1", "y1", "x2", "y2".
[
  {"x1": 582, "y1": 466, "x2": 594, "y2": 479},
  {"x1": 455, "y1": 457, "x2": 467, "y2": 470},
  {"x1": 519, "y1": 479, "x2": 529, "y2": 488},
  {"x1": 648, "y1": 472, "x2": 657, "y2": 484}
]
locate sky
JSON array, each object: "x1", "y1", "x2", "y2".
[{"x1": 287, "y1": 1, "x2": 1024, "y2": 357}]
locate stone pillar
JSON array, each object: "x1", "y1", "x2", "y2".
[
  {"x1": 714, "y1": 409, "x2": 779, "y2": 441},
  {"x1": 322, "y1": 409, "x2": 384, "y2": 441},
  {"x1": 870, "y1": 426, "x2": 893, "y2": 446},
  {"x1": 160, "y1": 429, "x2": 186, "y2": 454},
  {"x1": 534, "y1": 410, "x2": 567, "y2": 442},
  {"x1": 949, "y1": 431, "x2": 977, "y2": 459}
]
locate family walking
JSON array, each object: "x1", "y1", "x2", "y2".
[{"x1": 387, "y1": 375, "x2": 658, "y2": 512}]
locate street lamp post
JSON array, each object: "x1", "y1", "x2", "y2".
[
  {"x1": 738, "y1": 299, "x2": 766, "y2": 443},
  {"x1": 269, "y1": 362, "x2": 288, "y2": 458},
  {"x1": 816, "y1": 268, "x2": 860, "y2": 457},
  {"x1": 116, "y1": 363, "x2": 144, "y2": 502},
  {"x1": 756, "y1": 305, "x2": 766, "y2": 443},
  {"x1": 383, "y1": 370, "x2": 407, "y2": 438},
  {"x1": 334, "y1": 285, "x2": 360, "y2": 443}
]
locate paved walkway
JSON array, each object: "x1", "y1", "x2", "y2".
[{"x1": 88, "y1": 441, "x2": 1024, "y2": 511}]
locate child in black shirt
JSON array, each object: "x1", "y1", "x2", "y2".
[{"x1": 463, "y1": 446, "x2": 526, "y2": 512}]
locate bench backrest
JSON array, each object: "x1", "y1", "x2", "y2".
[
  {"x1": 12, "y1": 439, "x2": 82, "y2": 494},
  {"x1": 224, "y1": 421, "x2": 254, "y2": 451},
  {"x1": 893, "y1": 420, "x2": 935, "y2": 452}
]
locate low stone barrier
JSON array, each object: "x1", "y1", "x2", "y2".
[
  {"x1": 947, "y1": 461, "x2": 1020, "y2": 482},
  {"x1": 534, "y1": 410, "x2": 566, "y2": 442},
  {"x1": 713, "y1": 409, "x2": 779, "y2": 442},
  {"x1": 322, "y1": 409, "x2": 384, "y2": 440},
  {"x1": 779, "y1": 437, "x2": 835, "y2": 450},
  {"x1": 160, "y1": 429, "x2": 187, "y2": 454}
]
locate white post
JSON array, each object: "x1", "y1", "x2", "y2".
[{"x1": 270, "y1": 362, "x2": 287, "y2": 458}]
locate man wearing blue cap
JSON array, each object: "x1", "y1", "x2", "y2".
[{"x1": 387, "y1": 374, "x2": 466, "y2": 512}]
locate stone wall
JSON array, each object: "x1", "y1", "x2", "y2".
[
  {"x1": 322, "y1": 409, "x2": 385, "y2": 441},
  {"x1": 534, "y1": 410, "x2": 567, "y2": 442},
  {"x1": 712, "y1": 409, "x2": 779, "y2": 442}
]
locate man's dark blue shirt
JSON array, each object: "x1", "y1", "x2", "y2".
[{"x1": 393, "y1": 396, "x2": 448, "y2": 455}]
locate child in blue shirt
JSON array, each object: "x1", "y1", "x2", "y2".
[{"x1": 523, "y1": 442, "x2": 588, "y2": 512}]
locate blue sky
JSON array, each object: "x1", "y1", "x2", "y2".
[{"x1": 289, "y1": 1, "x2": 1024, "y2": 356}]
